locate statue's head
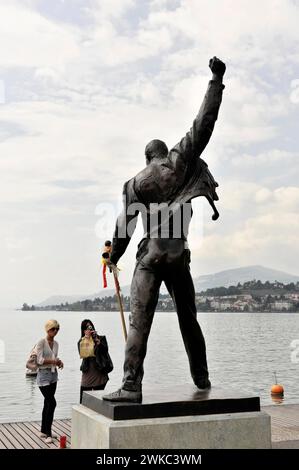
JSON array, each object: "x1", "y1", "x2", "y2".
[{"x1": 145, "y1": 139, "x2": 168, "y2": 165}]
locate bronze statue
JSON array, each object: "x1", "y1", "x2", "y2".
[{"x1": 103, "y1": 57, "x2": 226, "y2": 402}]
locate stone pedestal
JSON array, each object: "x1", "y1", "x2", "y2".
[{"x1": 71, "y1": 385, "x2": 272, "y2": 449}]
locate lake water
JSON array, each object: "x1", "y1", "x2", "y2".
[{"x1": 0, "y1": 309, "x2": 299, "y2": 423}]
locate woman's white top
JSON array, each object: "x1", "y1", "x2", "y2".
[{"x1": 36, "y1": 338, "x2": 59, "y2": 373}]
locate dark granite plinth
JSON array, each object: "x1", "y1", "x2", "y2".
[{"x1": 82, "y1": 385, "x2": 260, "y2": 421}]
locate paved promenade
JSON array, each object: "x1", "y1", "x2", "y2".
[{"x1": 0, "y1": 404, "x2": 298, "y2": 449}]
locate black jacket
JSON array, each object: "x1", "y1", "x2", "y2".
[
  {"x1": 78, "y1": 335, "x2": 109, "y2": 374},
  {"x1": 110, "y1": 79, "x2": 225, "y2": 265}
]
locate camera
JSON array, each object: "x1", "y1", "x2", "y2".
[{"x1": 91, "y1": 331, "x2": 97, "y2": 340}]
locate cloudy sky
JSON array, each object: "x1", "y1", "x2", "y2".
[{"x1": 0, "y1": 0, "x2": 299, "y2": 307}]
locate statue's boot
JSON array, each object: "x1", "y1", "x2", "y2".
[
  {"x1": 102, "y1": 388, "x2": 142, "y2": 403},
  {"x1": 194, "y1": 378, "x2": 211, "y2": 391}
]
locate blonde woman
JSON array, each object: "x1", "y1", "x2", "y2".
[{"x1": 36, "y1": 319, "x2": 64, "y2": 443}]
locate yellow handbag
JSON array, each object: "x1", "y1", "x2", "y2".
[{"x1": 79, "y1": 337, "x2": 95, "y2": 358}]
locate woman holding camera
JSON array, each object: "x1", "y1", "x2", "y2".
[
  {"x1": 36, "y1": 319, "x2": 64, "y2": 443},
  {"x1": 78, "y1": 319, "x2": 110, "y2": 403}
]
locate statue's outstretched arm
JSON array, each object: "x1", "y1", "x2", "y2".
[
  {"x1": 110, "y1": 180, "x2": 139, "y2": 265},
  {"x1": 169, "y1": 57, "x2": 226, "y2": 178}
]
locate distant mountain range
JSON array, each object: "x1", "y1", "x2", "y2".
[
  {"x1": 193, "y1": 265, "x2": 299, "y2": 292},
  {"x1": 37, "y1": 265, "x2": 299, "y2": 307}
]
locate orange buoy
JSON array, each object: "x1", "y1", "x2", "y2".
[{"x1": 271, "y1": 384, "x2": 284, "y2": 396}]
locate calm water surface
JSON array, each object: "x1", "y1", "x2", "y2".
[{"x1": 0, "y1": 310, "x2": 299, "y2": 422}]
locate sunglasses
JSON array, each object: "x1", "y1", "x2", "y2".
[{"x1": 49, "y1": 327, "x2": 59, "y2": 331}]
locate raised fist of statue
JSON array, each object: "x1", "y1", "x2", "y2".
[{"x1": 209, "y1": 56, "x2": 226, "y2": 77}]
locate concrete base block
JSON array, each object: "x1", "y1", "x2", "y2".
[{"x1": 71, "y1": 405, "x2": 271, "y2": 449}]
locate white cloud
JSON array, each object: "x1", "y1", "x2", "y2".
[
  {"x1": 290, "y1": 79, "x2": 299, "y2": 104},
  {"x1": 76, "y1": 0, "x2": 176, "y2": 67},
  {"x1": 255, "y1": 188, "x2": 272, "y2": 204},
  {"x1": 232, "y1": 149, "x2": 298, "y2": 167},
  {"x1": 217, "y1": 78, "x2": 290, "y2": 147},
  {"x1": 0, "y1": 4, "x2": 80, "y2": 68},
  {"x1": 82, "y1": 23, "x2": 174, "y2": 67},
  {"x1": 216, "y1": 181, "x2": 299, "y2": 215},
  {"x1": 272, "y1": 186, "x2": 299, "y2": 211},
  {"x1": 188, "y1": 180, "x2": 299, "y2": 276},
  {"x1": 191, "y1": 210, "x2": 299, "y2": 277},
  {"x1": 147, "y1": 0, "x2": 299, "y2": 70},
  {"x1": 91, "y1": 0, "x2": 135, "y2": 20}
]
